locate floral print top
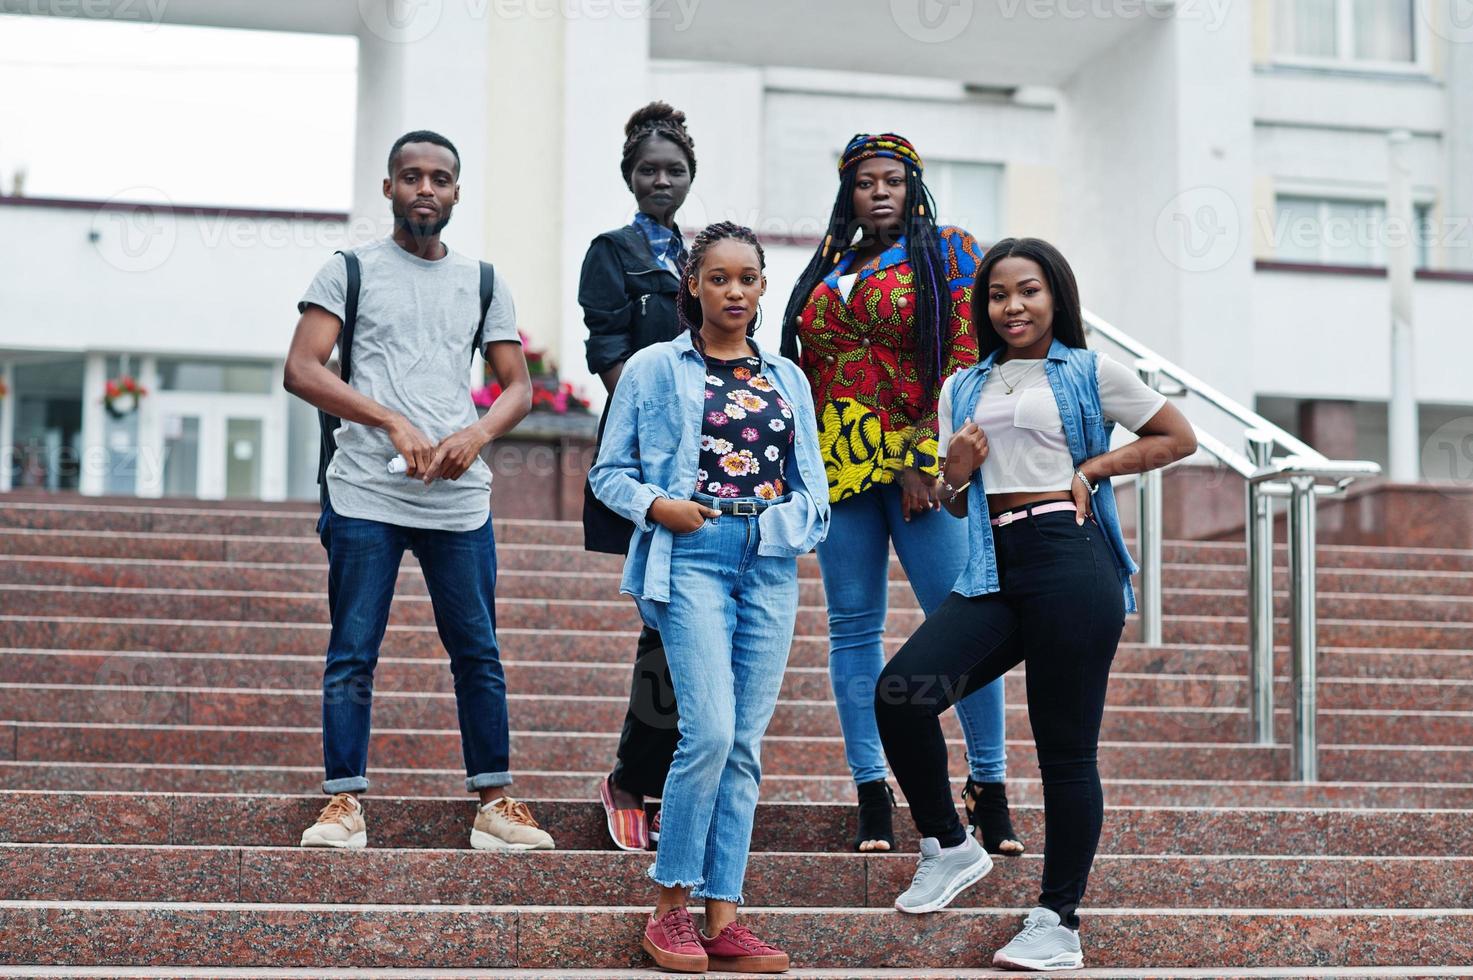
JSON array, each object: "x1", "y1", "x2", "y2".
[{"x1": 697, "y1": 353, "x2": 794, "y2": 500}]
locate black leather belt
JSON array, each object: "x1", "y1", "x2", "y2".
[{"x1": 692, "y1": 492, "x2": 783, "y2": 516}]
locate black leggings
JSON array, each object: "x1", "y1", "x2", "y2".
[{"x1": 876, "y1": 509, "x2": 1125, "y2": 929}]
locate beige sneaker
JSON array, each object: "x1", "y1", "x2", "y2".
[
  {"x1": 471, "y1": 796, "x2": 555, "y2": 851},
  {"x1": 300, "y1": 792, "x2": 367, "y2": 849}
]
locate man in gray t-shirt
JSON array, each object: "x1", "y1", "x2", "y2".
[{"x1": 284, "y1": 129, "x2": 554, "y2": 853}]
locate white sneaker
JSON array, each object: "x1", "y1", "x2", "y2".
[
  {"x1": 893, "y1": 835, "x2": 993, "y2": 914},
  {"x1": 470, "y1": 796, "x2": 555, "y2": 851},
  {"x1": 299, "y1": 793, "x2": 367, "y2": 849},
  {"x1": 992, "y1": 906, "x2": 1084, "y2": 971}
]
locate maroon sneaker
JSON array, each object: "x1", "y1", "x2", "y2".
[
  {"x1": 642, "y1": 906, "x2": 707, "y2": 973},
  {"x1": 700, "y1": 921, "x2": 790, "y2": 973}
]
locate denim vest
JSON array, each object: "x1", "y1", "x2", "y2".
[
  {"x1": 948, "y1": 338, "x2": 1138, "y2": 612},
  {"x1": 589, "y1": 332, "x2": 830, "y2": 607}
]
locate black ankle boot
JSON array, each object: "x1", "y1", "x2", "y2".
[
  {"x1": 963, "y1": 778, "x2": 1024, "y2": 855},
  {"x1": 853, "y1": 779, "x2": 896, "y2": 852}
]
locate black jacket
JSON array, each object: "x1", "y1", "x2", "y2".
[
  {"x1": 579, "y1": 225, "x2": 682, "y2": 376},
  {"x1": 579, "y1": 224, "x2": 684, "y2": 553}
]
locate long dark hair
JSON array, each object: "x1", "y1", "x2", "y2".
[
  {"x1": 780, "y1": 134, "x2": 951, "y2": 399},
  {"x1": 973, "y1": 237, "x2": 1087, "y2": 360},
  {"x1": 677, "y1": 221, "x2": 766, "y2": 354}
]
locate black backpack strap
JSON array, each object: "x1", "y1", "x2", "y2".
[
  {"x1": 472, "y1": 261, "x2": 495, "y2": 361},
  {"x1": 318, "y1": 250, "x2": 360, "y2": 508}
]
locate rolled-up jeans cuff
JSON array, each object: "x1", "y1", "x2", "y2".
[
  {"x1": 467, "y1": 771, "x2": 513, "y2": 792},
  {"x1": 323, "y1": 776, "x2": 369, "y2": 794}
]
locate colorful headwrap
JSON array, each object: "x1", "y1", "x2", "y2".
[{"x1": 839, "y1": 133, "x2": 924, "y2": 174}]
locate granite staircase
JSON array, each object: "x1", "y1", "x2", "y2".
[{"x1": 0, "y1": 495, "x2": 1470, "y2": 978}]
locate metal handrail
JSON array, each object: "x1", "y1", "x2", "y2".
[{"x1": 1081, "y1": 307, "x2": 1382, "y2": 781}]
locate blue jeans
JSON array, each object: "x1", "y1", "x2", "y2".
[
  {"x1": 817, "y1": 483, "x2": 1007, "y2": 786},
  {"x1": 647, "y1": 512, "x2": 797, "y2": 904},
  {"x1": 317, "y1": 501, "x2": 511, "y2": 794}
]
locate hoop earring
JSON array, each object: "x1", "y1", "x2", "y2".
[{"x1": 749, "y1": 306, "x2": 762, "y2": 336}]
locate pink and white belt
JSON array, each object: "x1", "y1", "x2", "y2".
[{"x1": 990, "y1": 500, "x2": 1079, "y2": 527}]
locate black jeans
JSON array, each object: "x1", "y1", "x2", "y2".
[
  {"x1": 876, "y1": 509, "x2": 1126, "y2": 929},
  {"x1": 610, "y1": 625, "x2": 680, "y2": 798}
]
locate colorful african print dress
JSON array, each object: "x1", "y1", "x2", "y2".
[{"x1": 793, "y1": 225, "x2": 983, "y2": 504}]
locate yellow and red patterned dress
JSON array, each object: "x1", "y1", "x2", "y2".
[{"x1": 794, "y1": 225, "x2": 983, "y2": 504}]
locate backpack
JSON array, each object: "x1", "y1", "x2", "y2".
[{"x1": 316, "y1": 249, "x2": 496, "y2": 508}]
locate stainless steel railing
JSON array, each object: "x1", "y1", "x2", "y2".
[{"x1": 1080, "y1": 310, "x2": 1382, "y2": 781}]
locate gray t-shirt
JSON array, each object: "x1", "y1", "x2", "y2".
[{"x1": 299, "y1": 237, "x2": 520, "y2": 531}]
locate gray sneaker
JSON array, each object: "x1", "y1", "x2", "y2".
[
  {"x1": 893, "y1": 834, "x2": 993, "y2": 913},
  {"x1": 992, "y1": 906, "x2": 1083, "y2": 971}
]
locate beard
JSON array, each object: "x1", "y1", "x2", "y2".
[{"x1": 396, "y1": 207, "x2": 452, "y2": 238}]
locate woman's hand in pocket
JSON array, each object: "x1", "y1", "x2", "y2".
[{"x1": 649, "y1": 498, "x2": 721, "y2": 534}]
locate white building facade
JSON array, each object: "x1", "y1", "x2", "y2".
[{"x1": 2, "y1": 0, "x2": 1470, "y2": 500}]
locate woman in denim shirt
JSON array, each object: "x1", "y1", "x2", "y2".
[
  {"x1": 875, "y1": 239, "x2": 1197, "y2": 971},
  {"x1": 591, "y1": 222, "x2": 829, "y2": 975}
]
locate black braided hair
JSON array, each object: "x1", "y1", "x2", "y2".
[
  {"x1": 780, "y1": 137, "x2": 952, "y2": 404},
  {"x1": 620, "y1": 102, "x2": 697, "y2": 187},
  {"x1": 677, "y1": 221, "x2": 766, "y2": 354}
]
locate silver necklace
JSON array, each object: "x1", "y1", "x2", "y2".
[{"x1": 996, "y1": 359, "x2": 1039, "y2": 395}]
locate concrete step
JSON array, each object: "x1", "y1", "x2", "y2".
[
  {"x1": 5, "y1": 792, "x2": 1470, "y2": 857},
  {"x1": 8, "y1": 720, "x2": 1473, "y2": 782},
  {"x1": 4, "y1": 900, "x2": 1472, "y2": 969},
  {"x1": 5, "y1": 683, "x2": 1467, "y2": 746},
  {"x1": 6, "y1": 650, "x2": 1471, "y2": 713},
  {"x1": 6, "y1": 761, "x2": 1472, "y2": 808},
  {"x1": 8, "y1": 554, "x2": 1473, "y2": 604},
  {"x1": 3, "y1": 843, "x2": 1468, "y2": 910}
]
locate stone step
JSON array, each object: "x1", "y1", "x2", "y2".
[
  {"x1": 3, "y1": 843, "x2": 1468, "y2": 910},
  {"x1": 13, "y1": 641, "x2": 1473, "y2": 690},
  {"x1": 4, "y1": 900, "x2": 1472, "y2": 969},
  {"x1": 6, "y1": 577, "x2": 1472, "y2": 630},
  {"x1": 6, "y1": 521, "x2": 1473, "y2": 574},
  {"x1": 5, "y1": 611, "x2": 1470, "y2": 658},
  {"x1": 6, "y1": 761, "x2": 1472, "y2": 808},
  {"x1": 7, "y1": 554, "x2": 1473, "y2": 603},
  {"x1": 1, "y1": 969, "x2": 1469, "y2": 980},
  {"x1": 8, "y1": 720, "x2": 1472, "y2": 782},
  {"x1": 5, "y1": 684, "x2": 1466, "y2": 746},
  {"x1": 11, "y1": 650, "x2": 1468, "y2": 712},
  {"x1": 5, "y1": 792, "x2": 1470, "y2": 857}
]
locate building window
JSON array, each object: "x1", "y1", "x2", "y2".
[
  {"x1": 1274, "y1": 195, "x2": 1432, "y2": 268},
  {"x1": 924, "y1": 160, "x2": 1004, "y2": 246},
  {"x1": 1274, "y1": 0, "x2": 1420, "y2": 69},
  {"x1": 156, "y1": 359, "x2": 274, "y2": 395}
]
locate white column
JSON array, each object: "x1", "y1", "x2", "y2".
[
  {"x1": 263, "y1": 362, "x2": 289, "y2": 501},
  {"x1": 79, "y1": 353, "x2": 107, "y2": 497},
  {"x1": 351, "y1": 0, "x2": 491, "y2": 250},
  {"x1": 0, "y1": 360, "x2": 14, "y2": 493},
  {"x1": 1059, "y1": 8, "x2": 1254, "y2": 419},
  {"x1": 134, "y1": 356, "x2": 163, "y2": 498},
  {"x1": 557, "y1": 8, "x2": 652, "y2": 401},
  {"x1": 1387, "y1": 129, "x2": 1418, "y2": 482}
]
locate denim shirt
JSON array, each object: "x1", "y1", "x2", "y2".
[
  {"x1": 589, "y1": 331, "x2": 831, "y2": 606},
  {"x1": 948, "y1": 338, "x2": 1139, "y2": 612}
]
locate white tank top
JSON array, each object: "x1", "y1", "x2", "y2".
[{"x1": 937, "y1": 354, "x2": 1167, "y2": 494}]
